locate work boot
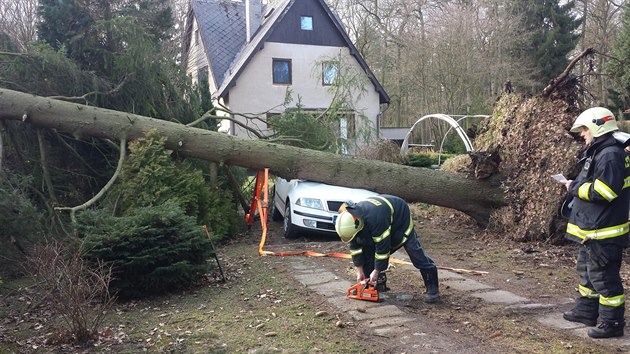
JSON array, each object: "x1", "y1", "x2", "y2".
[
  {"x1": 420, "y1": 267, "x2": 440, "y2": 303},
  {"x1": 588, "y1": 321, "x2": 625, "y2": 338},
  {"x1": 562, "y1": 310, "x2": 597, "y2": 327}
]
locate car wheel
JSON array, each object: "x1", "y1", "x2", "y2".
[
  {"x1": 270, "y1": 186, "x2": 283, "y2": 222},
  {"x1": 283, "y1": 202, "x2": 299, "y2": 239}
]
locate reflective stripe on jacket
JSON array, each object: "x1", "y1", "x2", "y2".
[
  {"x1": 347, "y1": 195, "x2": 414, "y2": 271},
  {"x1": 565, "y1": 134, "x2": 630, "y2": 247}
]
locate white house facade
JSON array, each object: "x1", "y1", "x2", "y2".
[{"x1": 182, "y1": 0, "x2": 389, "y2": 144}]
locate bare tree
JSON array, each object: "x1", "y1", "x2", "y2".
[
  {"x1": 575, "y1": 0, "x2": 625, "y2": 106},
  {"x1": 0, "y1": 0, "x2": 38, "y2": 51},
  {"x1": 328, "y1": 0, "x2": 540, "y2": 134}
]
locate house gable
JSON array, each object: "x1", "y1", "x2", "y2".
[
  {"x1": 214, "y1": 0, "x2": 389, "y2": 105},
  {"x1": 266, "y1": 0, "x2": 345, "y2": 47}
]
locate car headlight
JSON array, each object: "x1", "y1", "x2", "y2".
[{"x1": 296, "y1": 198, "x2": 324, "y2": 210}]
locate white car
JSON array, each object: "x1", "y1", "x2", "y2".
[{"x1": 270, "y1": 177, "x2": 378, "y2": 239}]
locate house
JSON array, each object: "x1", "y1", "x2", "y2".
[{"x1": 182, "y1": 0, "x2": 389, "y2": 146}]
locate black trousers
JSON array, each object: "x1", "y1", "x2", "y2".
[
  {"x1": 361, "y1": 230, "x2": 435, "y2": 275},
  {"x1": 573, "y1": 244, "x2": 625, "y2": 322}
]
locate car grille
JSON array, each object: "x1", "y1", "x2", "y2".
[
  {"x1": 327, "y1": 201, "x2": 344, "y2": 212},
  {"x1": 316, "y1": 221, "x2": 336, "y2": 231}
]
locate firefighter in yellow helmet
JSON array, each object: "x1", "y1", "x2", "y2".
[
  {"x1": 561, "y1": 107, "x2": 630, "y2": 338},
  {"x1": 335, "y1": 194, "x2": 439, "y2": 303}
]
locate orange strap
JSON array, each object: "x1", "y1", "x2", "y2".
[
  {"x1": 253, "y1": 168, "x2": 396, "y2": 260},
  {"x1": 251, "y1": 169, "x2": 488, "y2": 275}
]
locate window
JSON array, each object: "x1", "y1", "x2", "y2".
[
  {"x1": 322, "y1": 62, "x2": 338, "y2": 86},
  {"x1": 194, "y1": 29, "x2": 200, "y2": 46},
  {"x1": 301, "y1": 16, "x2": 313, "y2": 30},
  {"x1": 338, "y1": 113, "x2": 355, "y2": 154},
  {"x1": 339, "y1": 114, "x2": 355, "y2": 139},
  {"x1": 272, "y1": 59, "x2": 292, "y2": 84}
]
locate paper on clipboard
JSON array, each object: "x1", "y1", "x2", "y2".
[{"x1": 551, "y1": 174, "x2": 567, "y2": 183}]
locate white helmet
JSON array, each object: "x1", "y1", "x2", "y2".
[
  {"x1": 335, "y1": 210, "x2": 364, "y2": 242},
  {"x1": 570, "y1": 107, "x2": 618, "y2": 138}
]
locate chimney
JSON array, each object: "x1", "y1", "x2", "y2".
[{"x1": 246, "y1": 0, "x2": 262, "y2": 43}]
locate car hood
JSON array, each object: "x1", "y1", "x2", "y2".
[{"x1": 293, "y1": 181, "x2": 377, "y2": 203}]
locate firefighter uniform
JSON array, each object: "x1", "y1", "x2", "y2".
[
  {"x1": 343, "y1": 195, "x2": 439, "y2": 302},
  {"x1": 565, "y1": 134, "x2": 630, "y2": 333}
]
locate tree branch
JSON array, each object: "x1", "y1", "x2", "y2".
[
  {"x1": 36, "y1": 128, "x2": 58, "y2": 204},
  {"x1": 55, "y1": 137, "x2": 127, "y2": 223},
  {"x1": 54, "y1": 132, "x2": 105, "y2": 177},
  {"x1": 222, "y1": 165, "x2": 250, "y2": 214},
  {"x1": 542, "y1": 48, "x2": 595, "y2": 98},
  {"x1": 47, "y1": 76, "x2": 129, "y2": 104}
]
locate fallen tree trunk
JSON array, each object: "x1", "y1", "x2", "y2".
[{"x1": 0, "y1": 88, "x2": 505, "y2": 225}]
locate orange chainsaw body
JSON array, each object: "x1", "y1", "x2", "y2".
[{"x1": 347, "y1": 282, "x2": 380, "y2": 302}]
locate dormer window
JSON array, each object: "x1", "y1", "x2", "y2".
[{"x1": 300, "y1": 16, "x2": 313, "y2": 31}]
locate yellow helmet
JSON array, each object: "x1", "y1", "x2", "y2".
[
  {"x1": 570, "y1": 107, "x2": 618, "y2": 138},
  {"x1": 335, "y1": 210, "x2": 364, "y2": 242}
]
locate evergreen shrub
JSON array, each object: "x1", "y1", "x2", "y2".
[
  {"x1": 77, "y1": 202, "x2": 212, "y2": 299},
  {"x1": 0, "y1": 174, "x2": 44, "y2": 277},
  {"x1": 405, "y1": 152, "x2": 456, "y2": 168},
  {"x1": 110, "y1": 130, "x2": 240, "y2": 241}
]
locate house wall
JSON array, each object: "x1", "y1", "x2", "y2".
[
  {"x1": 227, "y1": 41, "x2": 381, "y2": 142},
  {"x1": 185, "y1": 18, "x2": 217, "y2": 92}
]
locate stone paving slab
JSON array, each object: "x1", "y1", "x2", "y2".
[
  {"x1": 503, "y1": 303, "x2": 557, "y2": 314},
  {"x1": 326, "y1": 294, "x2": 381, "y2": 312},
  {"x1": 442, "y1": 278, "x2": 494, "y2": 292},
  {"x1": 470, "y1": 290, "x2": 529, "y2": 304},
  {"x1": 373, "y1": 324, "x2": 411, "y2": 336},
  {"x1": 365, "y1": 315, "x2": 415, "y2": 328},
  {"x1": 537, "y1": 313, "x2": 585, "y2": 330},
  {"x1": 286, "y1": 254, "x2": 630, "y2": 349},
  {"x1": 293, "y1": 271, "x2": 338, "y2": 286},
  {"x1": 438, "y1": 269, "x2": 466, "y2": 280},
  {"x1": 310, "y1": 280, "x2": 352, "y2": 297},
  {"x1": 287, "y1": 260, "x2": 317, "y2": 271},
  {"x1": 348, "y1": 304, "x2": 406, "y2": 321}
]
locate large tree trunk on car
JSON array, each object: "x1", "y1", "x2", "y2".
[{"x1": 0, "y1": 88, "x2": 505, "y2": 225}]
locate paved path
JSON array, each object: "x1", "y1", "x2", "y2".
[{"x1": 286, "y1": 255, "x2": 630, "y2": 353}]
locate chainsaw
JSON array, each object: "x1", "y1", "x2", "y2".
[{"x1": 347, "y1": 281, "x2": 379, "y2": 302}]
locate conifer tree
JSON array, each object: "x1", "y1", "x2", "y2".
[
  {"x1": 507, "y1": 0, "x2": 582, "y2": 91},
  {"x1": 606, "y1": 6, "x2": 630, "y2": 117}
]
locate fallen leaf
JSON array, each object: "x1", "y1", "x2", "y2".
[{"x1": 488, "y1": 331, "x2": 502, "y2": 339}]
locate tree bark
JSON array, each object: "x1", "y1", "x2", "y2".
[{"x1": 0, "y1": 88, "x2": 506, "y2": 225}]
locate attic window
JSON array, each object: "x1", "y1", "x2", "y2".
[{"x1": 300, "y1": 16, "x2": 313, "y2": 31}]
